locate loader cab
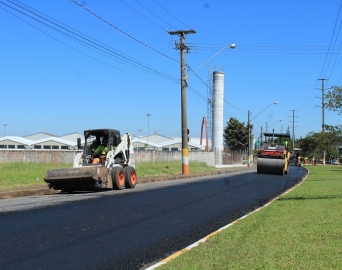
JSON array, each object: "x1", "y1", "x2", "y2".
[{"x1": 82, "y1": 129, "x2": 121, "y2": 165}]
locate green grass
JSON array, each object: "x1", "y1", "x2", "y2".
[
  {"x1": 0, "y1": 163, "x2": 72, "y2": 189},
  {"x1": 0, "y1": 161, "x2": 222, "y2": 189},
  {"x1": 136, "y1": 161, "x2": 222, "y2": 176},
  {"x1": 158, "y1": 165, "x2": 342, "y2": 270}
]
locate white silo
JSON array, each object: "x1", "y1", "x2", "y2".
[{"x1": 212, "y1": 71, "x2": 224, "y2": 156}]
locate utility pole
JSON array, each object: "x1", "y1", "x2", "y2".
[
  {"x1": 318, "y1": 78, "x2": 328, "y2": 164},
  {"x1": 318, "y1": 78, "x2": 327, "y2": 132},
  {"x1": 290, "y1": 110, "x2": 296, "y2": 150},
  {"x1": 260, "y1": 126, "x2": 263, "y2": 146},
  {"x1": 265, "y1": 122, "x2": 268, "y2": 133},
  {"x1": 168, "y1": 29, "x2": 196, "y2": 175},
  {"x1": 248, "y1": 110, "x2": 251, "y2": 168},
  {"x1": 146, "y1": 114, "x2": 151, "y2": 150}
]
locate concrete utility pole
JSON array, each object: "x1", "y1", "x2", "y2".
[
  {"x1": 290, "y1": 110, "x2": 296, "y2": 150},
  {"x1": 168, "y1": 29, "x2": 196, "y2": 175},
  {"x1": 248, "y1": 110, "x2": 251, "y2": 167},
  {"x1": 318, "y1": 78, "x2": 328, "y2": 164},
  {"x1": 260, "y1": 126, "x2": 263, "y2": 146},
  {"x1": 318, "y1": 78, "x2": 328, "y2": 133}
]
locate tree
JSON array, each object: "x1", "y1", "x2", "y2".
[
  {"x1": 297, "y1": 125, "x2": 342, "y2": 160},
  {"x1": 223, "y1": 117, "x2": 252, "y2": 152},
  {"x1": 319, "y1": 125, "x2": 342, "y2": 160},
  {"x1": 297, "y1": 132, "x2": 320, "y2": 158},
  {"x1": 325, "y1": 86, "x2": 342, "y2": 114}
]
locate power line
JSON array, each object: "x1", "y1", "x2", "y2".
[
  {"x1": 152, "y1": 0, "x2": 193, "y2": 30},
  {"x1": 1, "y1": 0, "x2": 180, "y2": 83},
  {"x1": 186, "y1": 65, "x2": 246, "y2": 113},
  {"x1": 191, "y1": 44, "x2": 342, "y2": 54},
  {"x1": 320, "y1": 0, "x2": 342, "y2": 78},
  {"x1": 135, "y1": 0, "x2": 178, "y2": 30},
  {"x1": 71, "y1": 0, "x2": 179, "y2": 63},
  {"x1": 118, "y1": 0, "x2": 168, "y2": 32}
]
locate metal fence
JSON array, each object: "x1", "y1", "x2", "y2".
[{"x1": 215, "y1": 150, "x2": 245, "y2": 165}]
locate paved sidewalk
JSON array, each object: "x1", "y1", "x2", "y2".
[{"x1": 0, "y1": 166, "x2": 254, "y2": 200}]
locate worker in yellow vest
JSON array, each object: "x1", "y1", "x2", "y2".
[{"x1": 297, "y1": 155, "x2": 301, "y2": 166}]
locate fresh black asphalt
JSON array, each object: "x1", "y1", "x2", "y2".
[{"x1": 0, "y1": 166, "x2": 307, "y2": 270}]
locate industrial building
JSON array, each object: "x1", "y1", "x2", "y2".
[{"x1": 0, "y1": 132, "x2": 210, "y2": 152}]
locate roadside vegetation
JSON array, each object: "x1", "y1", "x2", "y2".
[
  {"x1": 136, "y1": 161, "x2": 226, "y2": 176},
  {"x1": 0, "y1": 161, "x2": 224, "y2": 189},
  {"x1": 157, "y1": 165, "x2": 342, "y2": 269},
  {"x1": 0, "y1": 163, "x2": 69, "y2": 189}
]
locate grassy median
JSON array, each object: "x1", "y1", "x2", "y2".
[
  {"x1": 0, "y1": 161, "x2": 224, "y2": 189},
  {"x1": 156, "y1": 165, "x2": 342, "y2": 269}
]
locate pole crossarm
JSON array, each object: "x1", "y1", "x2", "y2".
[{"x1": 168, "y1": 30, "x2": 196, "y2": 35}]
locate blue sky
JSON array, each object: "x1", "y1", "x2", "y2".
[{"x1": 1, "y1": 0, "x2": 342, "y2": 141}]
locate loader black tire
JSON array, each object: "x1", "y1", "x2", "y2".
[
  {"x1": 111, "y1": 167, "x2": 125, "y2": 190},
  {"x1": 124, "y1": 166, "x2": 137, "y2": 189}
]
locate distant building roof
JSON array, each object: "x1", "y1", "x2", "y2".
[
  {"x1": 31, "y1": 137, "x2": 76, "y2": 145},
  {"x1": 24, "y1": 132, "x2": 57, "y2": 137},
  {"x1": 0, "y1": 136, "x2": 34, "y2": 145}
]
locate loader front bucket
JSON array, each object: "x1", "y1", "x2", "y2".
[{"x1": 44, "y1": 166, "x2": 112, "y2": 191}]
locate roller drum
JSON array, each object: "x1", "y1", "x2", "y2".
[{"x1": 257, "y1": 158, "x2": 285, "y2": 175}]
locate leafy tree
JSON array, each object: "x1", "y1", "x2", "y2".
[
  {"x1": 223, "y1": 117, "x2": 252, "y2": 152},
  {"x1": 297, "y1": 132, "x2": 320, "y2": 158},
  {"x1": 297, "y1": 125, "x2": 342, "y2": 160},
  {"x1": 325, "y1": 86, "x2": 342, "y2": 114},
  {"x1": 320, "y1": 125, "x2": 342, "y2": 160}
]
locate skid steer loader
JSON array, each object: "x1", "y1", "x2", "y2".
[{"x1": 44, "y1": 129, "x2": 137, "y2": 191}]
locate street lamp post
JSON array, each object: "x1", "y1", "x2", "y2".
[
  {"x1": 3, "y1": 124, "x2": 8, "y2": 149},
  {"x1": 185, "y1": 43, "x2": 236, "y2": 173},
  {"x1": 269, "y1": 119, "x2": 282, "y2": 132},
  {"x1": 248, "y1": 102, "x2": 278, "y2": 167},
  {"x1": 146, "y1": 114, "x2": 151, "y2": 150},
  {"x1": 187, "y1": 44, "x2": 236, "y2": 79}
]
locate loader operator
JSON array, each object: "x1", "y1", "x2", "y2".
[{"x1": 92, "y1": 137, "x2": 108, "y2": 164}]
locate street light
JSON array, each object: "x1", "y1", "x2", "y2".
[
  {"x1": 248, "y1": 102, "x2": 278, "y2": 167},
  {"x1": 187, "y1": 44, "x2": 236, "y2": 79},
  {"x1": 183, "y1": 44, "x2": 236, "y2": 174},
  {"x1": 3, "y1": 124, "x2": 8, "y2": 149},
  {"x1": 269, "y1": 119, "x2": 282, "y2": 132},
  {"x1": 146, "y1": 114, "x2": 151, "y2": 150}
]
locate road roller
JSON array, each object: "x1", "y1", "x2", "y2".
[{"x1": 257, "y1": 132, "x2": 291, "y2": 175}]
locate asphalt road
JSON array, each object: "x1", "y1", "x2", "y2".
[{"x1": 0, "y1": 166, "x2": 307, "y2": 270}]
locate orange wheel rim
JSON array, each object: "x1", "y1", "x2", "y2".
[
  {"x1": 118, "y1": 172, "x2": 125, "y2": 186},
  {"x1": 130, "y1": 172, "x2": 136, "y2": 185}
]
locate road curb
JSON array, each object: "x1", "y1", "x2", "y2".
[
  {"x1": 145, "y1": 166, "x2": 309, "y2": 270},
  {"x1": 0, "y1": 167, "x2": 254, "y2": 200}
]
